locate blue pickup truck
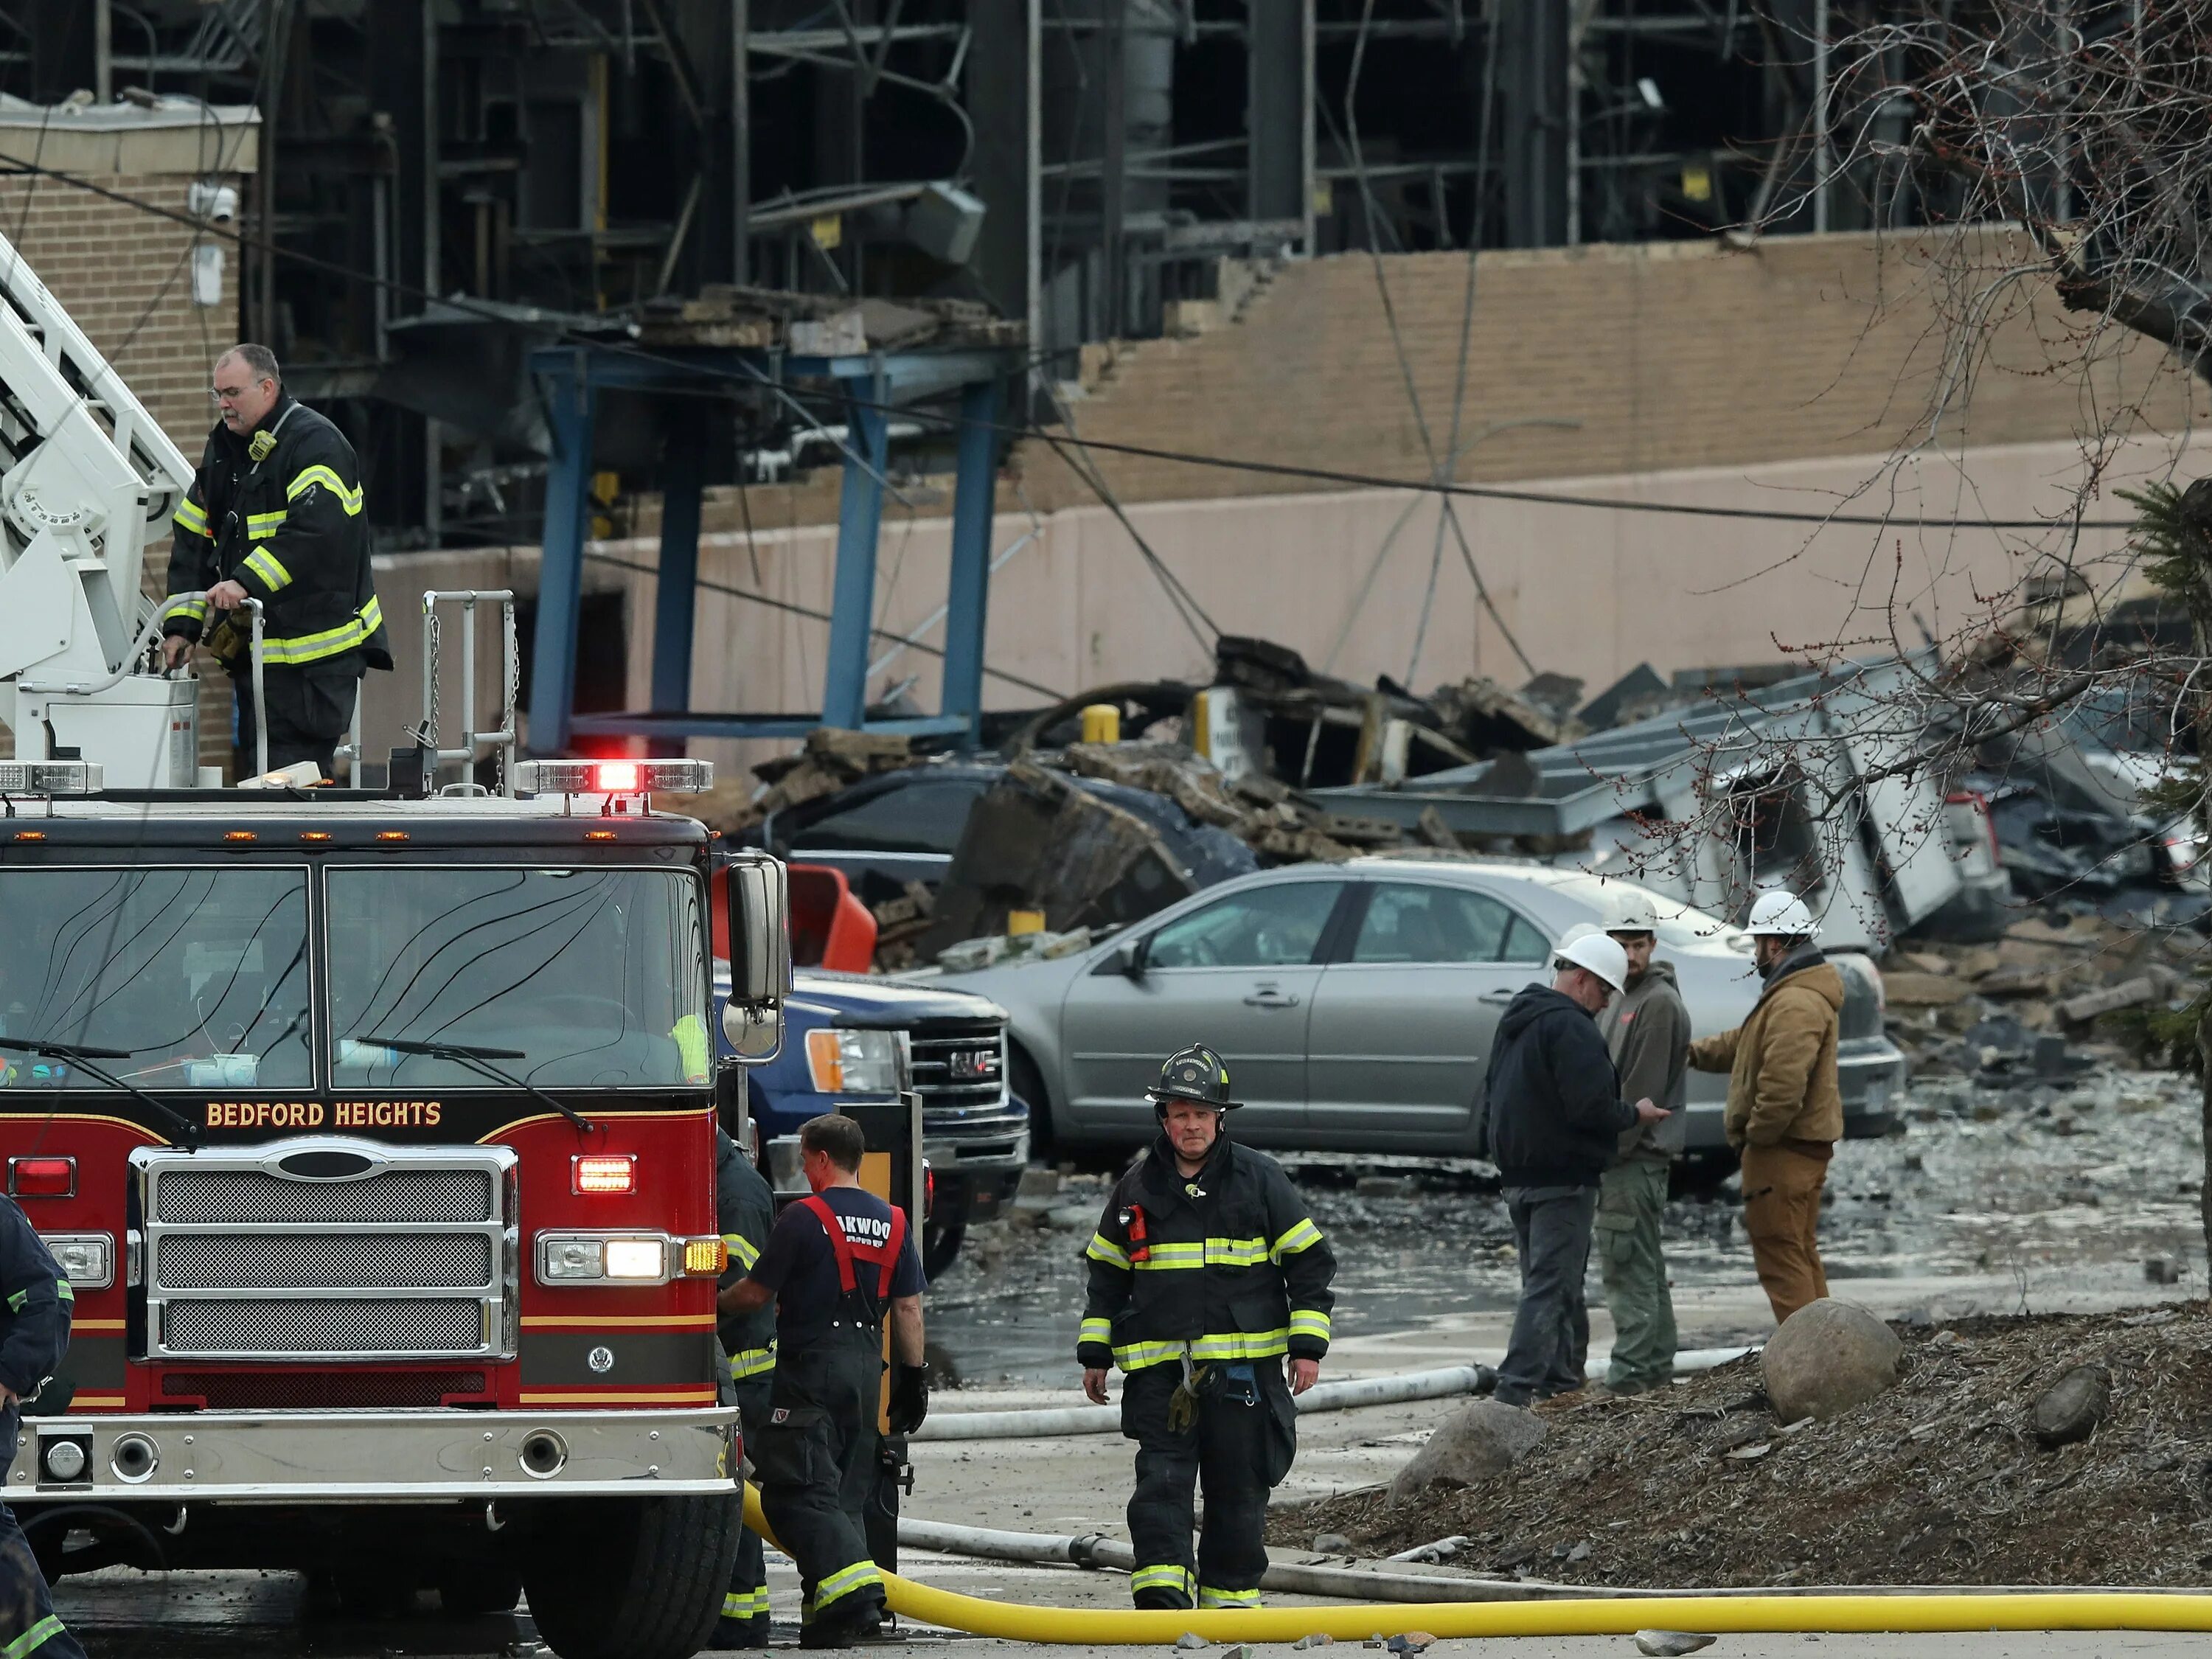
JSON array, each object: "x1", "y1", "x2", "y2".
[{"x1": 714, "y1": 964, "x2": 1029, "y2": 1280}]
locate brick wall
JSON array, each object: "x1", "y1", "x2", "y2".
[{"x1": 1012, "y1": 228, "x2": 2209, "y2": 511}]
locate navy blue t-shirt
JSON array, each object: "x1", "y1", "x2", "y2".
[{"x1": 748, "y1": 1186, "x2": 924, "y2": 1348}]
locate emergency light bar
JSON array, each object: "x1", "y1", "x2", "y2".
[
  {"x1": 512, "y1": 759, "x2": 713, "y2": 796},
  {"x1": 0, "y1": 761, "x2": 101, "y2": 794}
]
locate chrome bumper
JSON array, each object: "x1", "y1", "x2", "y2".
[{"x1": 11, "y1": 1407, "x2": 738, "y2": 1502}]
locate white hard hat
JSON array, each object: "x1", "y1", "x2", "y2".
[
  {"x1": 1558, "y1": 921, "x2": 1602, "y2": 947},
  {"x1": 1554, "y1": 930, "x2": 1630, "y2": 994},
  {"x1": 1606, "y1": 890, "x2": 1660, "y2": 934},
  {"x1": 1744, "y1": 888, "x2": 1819, "y2": 939}
]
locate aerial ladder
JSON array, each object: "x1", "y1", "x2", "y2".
[{"x1": 0, "y1": 227, "x2": 204, "y2": 786}]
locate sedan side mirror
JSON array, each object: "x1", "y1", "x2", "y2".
[{"x1": 1113, "y1": 939, "x2": 1146, "y2": 979}]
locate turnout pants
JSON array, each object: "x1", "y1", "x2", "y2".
[
  {"x1": 1595, "y1": 1158, "x2": 1677, "y2": 1392},
  {"x1": 755, "y1": 1339, "x2": 888, "y2": 1632},
  {"x1": 231, "y1": 661, "x2": 360, "y2": 778},
  {"x1": 1495, "y1": 1186, "x2": 1598, "y2": 1407},
  {"x1": 1121, "y1": 1360, "x2": 1294, "y2": 1610},
  {"x1": 0, "y1": 1408, "x2": 86, "y2": 1659},
  {"x1": 1739, "y1": 1141, "x2": 1832, "y2": 1324},
  {"x1": 722, "y1": 1369, "x2": 775, "y2": 1635}
]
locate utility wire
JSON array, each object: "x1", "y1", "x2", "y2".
[{"x1": 0, "y1": 154, "x2": 2149, "y2": 535}]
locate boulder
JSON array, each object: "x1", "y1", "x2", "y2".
[
  {"x1": 2032, "y1": 1363, "x2": 2110, "y2": 1447},
  {"x1": 1761, "y1": 1298, "x2": 1902, "y2": 1422},
  {"x1": 1386, "y1": 1398, "x2": 1545, "y2": 1504}
]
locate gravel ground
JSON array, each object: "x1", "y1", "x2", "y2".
[{"x1": 1272, "y1": 1303, "x2": 2212, "y2": 1588}]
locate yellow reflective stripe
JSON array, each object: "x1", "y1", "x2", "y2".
[
  {"x1": 812, "y1": 1559, "x2": 883, "y2": 1610},
  {"x1": 1271, "y1": 1218, "x2": 1324, "y2": 1260},
  {"x1": 1078, "y1": 1315, "x2": 1112, "y2": 1349},
  {"x1": 243, "y1": 547, "x2": 292, "y2": 591},
  {"x1": 1130, "y1": 1565, "x2": 1192, "y2": 1599},
  {"x1": 170, "y1": 597, "x2": 208, "y2": 622},
  {"x1": 245, "y1": 509, "x2": 288, "y2": 540},
  {"x1": 723, "y1": 1587, "x2": 770, "y2": 1618},
  {"x1": 724, "y1": 1233, "x2": 760, "y2": 1270},
  {"x1": 1, "y1": 1613, "x2": 63, "y2": 1659},
  {"x1": 286, "y1": 465, "x2": 364, "y2": 513},
  {"x1": 1191, "y1": 1329, "x2": 1288, "y2": 1361},
  {"x1": 1111, "y1": 1339, "x2": 1188, "y2": 1371},
  {"x1": 1085, "y1": 1233, "x2": 1130, "y2": 1270},
  {"x1": 1288, "y1": 1310, "x2": 1331, "y2": 1342},
  {"x1": 728, "y1": 1344, "x2": 776, "y2": 1380},
  {"x1": 173, "y1": 499, "x2": 210, "y2": 537},
  {"x1": 1198, "y1": 1586, "x2": 1262, "y2": 1609},
  {"x1": 53, "y1": 1280, "x2": 72, "y2": 1304},
  {"x1": 263, "y1": 596, "x2": 381, "y2": 664},
  {"x1": 1127, "y1": 1237, "x2": 1269, "y2": 1270}
]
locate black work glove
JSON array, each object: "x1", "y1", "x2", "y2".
[{"x1": 887, "y1": 1363, "x2": 930, "y2": 1435}]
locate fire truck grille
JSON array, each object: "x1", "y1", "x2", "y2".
[
  {"x1": 164, "y1": 1298, "x2": 486, "y2": 1356},
  {"x1": 152, "y1": 1169, "x2": 495, "y2": 1225},
  {"x1": 156, "y1": 1234, "x2": 495, "y2": 1291}
]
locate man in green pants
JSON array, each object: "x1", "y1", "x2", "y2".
[{"x1": 1594, "y1": 893, "x2": 1691, "y2": 1394}]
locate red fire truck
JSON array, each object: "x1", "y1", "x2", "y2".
[{"x1": 0, "y1": 753, "x2": 791, "y2": 1659}]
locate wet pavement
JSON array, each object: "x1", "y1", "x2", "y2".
[{"x1": 925, "y1": 1068, "x2": 2208, "y2": 1387}]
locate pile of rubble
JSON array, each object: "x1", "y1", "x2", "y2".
[
  {"x1": 1874, "y1": 912, "x2": 2197, "y2": 1082},
  {"x1": 1274, "y1": 1304, "x2": 2212, "y2": 1587}
]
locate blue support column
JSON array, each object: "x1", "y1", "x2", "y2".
[
  {"x1": 529, "y1": 352, "x2": 598, "y2": 755},
  {"x1": 821, "y1": 375, "x2": 890, "y2": 731},
  {"x1": 939, "y1": 375, "x2": 1002, "y2": 739},
  {"x1": 650, "y1": 420, "x2": 705, "y2": 724}
]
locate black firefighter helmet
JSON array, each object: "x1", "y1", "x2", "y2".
[{"x1": 1147, "y1": 1043, "x2": 1240, "y2": 1115}]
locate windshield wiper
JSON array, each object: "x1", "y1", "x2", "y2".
[
  {"x1": 365, "y1": 1037, "x2": 597, "y2": 1134},
  {"x1": 0, "y1": 1038, "x2": 203, "y2": 1150}
]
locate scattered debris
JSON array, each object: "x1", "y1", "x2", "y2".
[
  {"x1": 1634, "y1": 1634, "x2": 1717, "y2": 1658},
  {"x1": 1176, "y1": 1634, "x2": 1208, "y2": 1651},
  {"x1": 2031, "y1": 1363, "x2": 2111, "y2": 1447},
  {"x1": 1292, "y1": 1635, "x2": 1334, "y2": 1650},
  {"x1": 1383, "y1": 1536, "x2": 1468, "y2": 1564},
  {"x1": 1385, "y1": 1633, "x2": 1434, "y2": 1655},
  {"x1": 1312, "y1": 1533, "x2": 1352, "y2": 1556},
  {"x1": 2145, "y1": 1256, "x2": 2184, "y2": 1286}
]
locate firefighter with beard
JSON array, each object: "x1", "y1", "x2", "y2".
[{"x1": 1077, "y1": 1045, "x2": 1335, "y2": 1610}]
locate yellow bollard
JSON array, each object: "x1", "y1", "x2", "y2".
[
  {"x1": 1006, "y1": 910, "x2": 1046, "y2": 936},
  {"x1": 1079, "y1": 703, "x2": 1121, "y2": 744}
]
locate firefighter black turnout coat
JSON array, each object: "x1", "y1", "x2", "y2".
[
  {"x1": 0, "y1": 1196, "x2": 87, "y2": 1659},
  {"x1": 163, "y1": 393, "x2": 391, "y2": 674},
  {"x1": 1076, "y1": 1133, "x2": 1335, "y2": 1377}
]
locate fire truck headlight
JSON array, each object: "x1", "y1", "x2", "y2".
[
  {"x1": 604, "y1": 1238, "x2": 667, "y2": 1281},
  {"x1": 40, "y1": 1234, "x2": 112, "y2": 1291},
  {"x1": 538, "y1": 1237, "x2": 606, "y2": 1281}
]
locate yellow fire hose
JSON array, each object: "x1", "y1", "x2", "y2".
[{"x1": 740, "y1": 1486, "x2": 2212, "y2": 1644}]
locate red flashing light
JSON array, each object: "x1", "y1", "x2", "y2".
[
  {"x1": 9, "y1": 1157, "x2": 74, "y2": 1198},
  {"x1": 573, "y1": 1155, "x2": 636, "y2": 1194},
  {"x1": 597, "y1": 761, "x2": 641, "y2": 793}
]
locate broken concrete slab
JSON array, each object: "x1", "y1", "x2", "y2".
[{"x1": 2059, "y1": 976, "x2": 2162, "y2": 1023}]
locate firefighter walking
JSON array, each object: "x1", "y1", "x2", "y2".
[
  {"x1": 161, "y1": 344, "x2": 390, "y2": 779},
  {"x1": 714, "y1": 1120, "x2": 778, "y2": 1649},
  {"x1": 718, "y1": 1115, "x2": 928, "y2": 1649},
  {"x1": 0, "y1": 1193, "x2": 86, "y2": 1659},
  {"x1": 1078, "y1": 1045, "x2": 1335, "y2": 1611}
]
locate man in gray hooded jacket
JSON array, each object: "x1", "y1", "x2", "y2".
[{"x1": 1593, "y1": 893, "x2": 1691, "y2": 1394}]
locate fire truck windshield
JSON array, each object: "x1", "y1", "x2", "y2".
[
  {"x1": 0, "y1": 867, "x2": 312, "y2": 1089},
  {"x1": 327, "y1": 866, "x2": 710, "y2": 1090}
]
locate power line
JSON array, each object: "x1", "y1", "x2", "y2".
[{"x1": 0, "y1": 153, "x2": 2152, "y2": 536}]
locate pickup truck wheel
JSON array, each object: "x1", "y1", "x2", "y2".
[
  {"x1": 923, "y1": 1219, "x2": 966, "y2": 1281},
  {"x1": 1009, "y1": 1045, "x2": 1054, "y2": 1158},
  {"x1": 437, "y1": 1561, "x2": 524, "y2": 1616},
  {"x1": 522, "y1": 1492, "x2": 742, "y2": 1659}
]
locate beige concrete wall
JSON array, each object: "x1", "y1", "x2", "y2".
[{"x1": 363, "y1": 431, "x2": 2191, "y2": 782}]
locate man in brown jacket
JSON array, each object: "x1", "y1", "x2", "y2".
[{"x1": 1687, "y1": 890, "x2": 1843, "y2": 1324}]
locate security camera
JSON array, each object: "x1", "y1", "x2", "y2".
[{"x1": 187, "y1": 181, "x2": 238, "y2": 226}]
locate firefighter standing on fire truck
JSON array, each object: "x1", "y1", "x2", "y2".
[
  {"x1": 714, "y1": 1121, "x2": 778, "y2": 1649},
  {"x1": 717, "y1": 1115, "x2": 929, "y2": 1649},
  {"x1": 1078, "y1": 1045, "x2": 1335, "y2": 1611},
  {"x1": 0, "y1": 1192, "x2": 87, "y2": 1659}
]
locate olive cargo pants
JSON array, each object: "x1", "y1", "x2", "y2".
[{"x1": 1595, "y1": 1157, "x2": 1677, "y2": 1392}]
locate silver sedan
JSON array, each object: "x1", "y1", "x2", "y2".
[{"x1": 930, "y1": 858, "x2": 1905, "y2": 1163}]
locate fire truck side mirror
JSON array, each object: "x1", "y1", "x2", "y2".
[{"x1": 722, "y1": 854, "x2": 790, "y2": 1061}]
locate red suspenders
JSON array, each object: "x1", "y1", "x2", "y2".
[{"x1": 796, "y1": 1194, "x2": 908, "y2": 1298}]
